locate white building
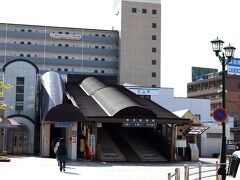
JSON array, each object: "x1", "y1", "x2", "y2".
[{"x1": 126, "y1": 85, "x2": 234, "y2": 157}]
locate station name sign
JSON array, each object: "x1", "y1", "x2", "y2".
[
  {"x1": 122, "y1": 118, "x2": 156, "y2": 128},
  {"x1": 126, "y1": 87, "x2": 160, "y2": 96}
]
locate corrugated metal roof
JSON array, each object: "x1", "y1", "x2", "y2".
[
  {"x1": 65, "y1": 77, "x2": 190, "y2": 124},
  {"x1": 114, "y1": 85, "x2": 181, "y2": 119},
  {"x1": 80, "y1": 77, "x2": 157, "y2": 117},
  {"x1": 67, "y1": 82, "x2": 108, "y2": 117},
  {"x1": 80, "y1": 76, "x2": 106, "y2": 95}
]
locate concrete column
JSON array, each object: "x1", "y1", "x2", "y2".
[
  {"x1": 70, "y1": 122, "x2": 78, "y2": 160},
  {"x1": 42, "y1": 123, "x2": 50, "y2": 157},
  {"x1": 171, "y1": 125, "x2": 176, "y2": 162}
]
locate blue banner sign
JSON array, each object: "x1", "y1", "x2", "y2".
[
  {"x1": 228, "y1": 58, "x2": 240, "y2": 75},
  {"x1": 55, "y1": 122, "x2": 73, "y2": 128}
]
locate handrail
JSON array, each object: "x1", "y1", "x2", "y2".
[
  {"x1": 168, "y1": 168, "x2": 180, "y2": 180},
  {"x1": 168, "y1": 161, "x2": 228, "y2": 180},
  {"x1": 183, "y1": 161, "x2": 224, "y2": 180}
]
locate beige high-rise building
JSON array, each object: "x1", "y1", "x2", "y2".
[{"x1": 113, "y1": 0, "x2": 161, "y2": 87}]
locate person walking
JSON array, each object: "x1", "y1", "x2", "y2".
[
  {"x1": 57, "y1": 137, "x2": 67, "y2": 172},
  {"x1": 54, "y1": 138, "x2": 60, "y2": 166}
]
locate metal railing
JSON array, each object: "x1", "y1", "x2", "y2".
[
  {"x1": 168, "y1": 168, "x2": 180, "y2": 180},
  {"x1": 168, "y1": 161, "x2": 223, "y2": 180}
]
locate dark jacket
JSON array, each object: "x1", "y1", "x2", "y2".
[{"x1": 57, "y1": 143, "x2": 67, "y2": 162}]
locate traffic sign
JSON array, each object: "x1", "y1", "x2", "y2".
[{"x1": 213, "y1": 108, "x2": 227, "y2": 122}]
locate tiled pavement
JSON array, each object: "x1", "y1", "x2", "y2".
[{"x1": 0, "y1": 156, "x2": 237, "y2": 179}]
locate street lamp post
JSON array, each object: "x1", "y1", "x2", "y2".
[{"x1": 211, "y1": 37, "x2": 236, "y2": 180}]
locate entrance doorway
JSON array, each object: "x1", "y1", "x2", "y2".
[
  {"x1": 13, "y1": 132, "x2": 23, "y2": 154},
  {"x1": 50, "y1": 124, "x2": 66, "y2": 157}
]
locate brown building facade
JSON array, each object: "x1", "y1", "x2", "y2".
[{"x1": 187, "y1": 72, "x2": 240, "y2": 143}]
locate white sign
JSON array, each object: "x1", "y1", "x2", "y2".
[
  {"x1": 97, "y1": 123, "x2": 102, "y2": 128},
  {"x1": 127, "y1": 87, "x2": 160, "y2": 96},
  {"x1": 176, "y1": 139, "x2": 187, "y2": 147},
  {"x1": 50, "y1": 33, "x2": 81, "y2": 40},
  {"x1": 72, "y1": 136, "x2": 77, "y2": 143}
]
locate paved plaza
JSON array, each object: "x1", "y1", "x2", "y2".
[{"x1": 0, "y1": 156, "x2": 238, "y2": 180}]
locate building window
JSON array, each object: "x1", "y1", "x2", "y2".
[
  {"x1": 102, "y1": 46, "x2": 105, "y2": 49},
  {"x1": 152, "y1": 23, "x2": 157, "y2": 28},
  {"x1": 65, "y1": 56, "x2": 68, "y2": 59},
  {"x1": 58, "y1": 56, "x2": 62, "y2": 59},
  {"x1": 65, "y1": 32, "x2": 69, "y2": 34},
  {"x1": 27, "y1": 54, "x2": 31, "y2": 57},
  {"x1": 194, "y1": 114, "x2": 201, "y2": 120},
  {"x1": 102, "y1": 34, "x2": 106, "y2": 37},
  {"x1": 132, "y1": 8, "x2": 137, "y2": 13},
  {"x1": 16, "y1": 102, "x2": 24, "y2": 111},
  {"x1": 152, "y1": 9, "x2": 157, "y2": 14},
  {"x1": 21, "y1": 29, "x2": 25, "y2": 32},
  {"x1": 101, "y1": 70, "x2": 105, "y2": 73},
  {"x1": 152, "y1": 47, "x2": 157, "y2": 52},
  {"x1": 95, "y1": 46, "x2": 99, "y2": 49},
  {"x1": 64, "y1": 68, "x2": 68, "y2": 72},
  {"x1": 152, "y1": 72, "x2": 156, "y2": 77},
  {"x1": 95, "y1": 58, "x2": 98, "y2": 61},
  {"x1": 95, "y1": 34, "x2": 99, "y2": 37},
  {"x1": 16, "y1": 94, "x2": 24, "y2": 101},
  {"x1": 207, "y1": 133, "x2": 222, "y2": 138},
  {"x1": 15, "y1": 77, "x2": 24, "y2": 111},
  {"x1": 142, "y1": 9, "x2": 147, "y2": 14},
  {"x1": 27, "y1": 42, "x2": 31, "y2": 45},
  {"x1": 20, "y1": 54, "x2": 24, "y2": 57},
  {"x1": 152, "y1": 60, "x2": 156, "y2": 65},
  {"x1": 58, "y1": 44, "x2": 62, "y2": 47},
  {"x1": 94, "y1": 70, "x2": 98, "y2": 73},
  {"x1": 57, "y1": 68, "x2": 61, "y2": 71},
  {"x1": 28, "y1": 29, "x2": 32, "y2": 32},
  {"x1": 20, "y1": 41, "x2": 24, "y2": 44},
  {"x1": 101, "y1": 58, "x2": 105, "y2": 61},
  {"x1": 152, "y1": 35, "x2": 157, "y2": 40},
  {"x1": 65, "y1": 44, "x2": 69, "y2": 47}
]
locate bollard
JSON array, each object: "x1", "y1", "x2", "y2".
[
  {"x1": 168, "y1": 173, "x2": 171, "y2": 180},
  {"x1": 175, "y1": 168, "x2": 180, "y2": 180},
  {"x1": 184, "y1": 164, "x2": 189, "y2": 180},
  {"x1": 198, "y1": 162, "x2": 202, "y2": 180}
]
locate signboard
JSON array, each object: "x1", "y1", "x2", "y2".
[
  {"x1": 176, "y1": 139, "x2": 187, "y2": 147},
  {"x1": 97, "y1": 123, "x2": 102, "y2": 128},
  {"x1": 213, "y1": 108, "x2": 227, "y2": 123},
  {"x1": 228, "y1": 58, "x2": 240, "y2": 75},
  {"x1": 55, "y1": 122, "x2": 73, "y2": 128},
  {"x1": 90, "y1": 135, "x2": 95, "y2": 155},
  {"x1": 72, "y1": 137, "x2": 77, "y2": 143},
  {"x1": 227, "y1": 140, "x2": 237, "y2": 155},
  {"x1": 126, "y1": 87, "x2": 160, "y2": 96},
  {"x1": 50, "y1": 33, "x2": 81, "y2": 40},
  {"x1": 123, "y1": 123, "x2": 156, "y2": 128}
]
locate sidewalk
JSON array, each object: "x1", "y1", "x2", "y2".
[{"x1": 0, "y1": 156, "x2": 233, "y2": 180}]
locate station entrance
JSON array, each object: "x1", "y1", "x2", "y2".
[{"x1": 97, "y1": 123, "x2": 171, "y2": 162}]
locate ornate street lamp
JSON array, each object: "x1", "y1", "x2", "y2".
[{"x1": 211, "y1": 37, "x2": 236, "y2": 180}]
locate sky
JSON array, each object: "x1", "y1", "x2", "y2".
[{"x1": 1, "y1": 0, "x2": 240, "y2": 97}]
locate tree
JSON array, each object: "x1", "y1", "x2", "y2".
[{"x1": 0, "y1": 81, "x2": 12, "y2": 109}]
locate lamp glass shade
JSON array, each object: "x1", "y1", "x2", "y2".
[
  {"x1": 211, "y1": 37, "x2": 224, "y2": 53},
  {"x1": 224, "y1": 44, "x2": 236, "y2": 59}
]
